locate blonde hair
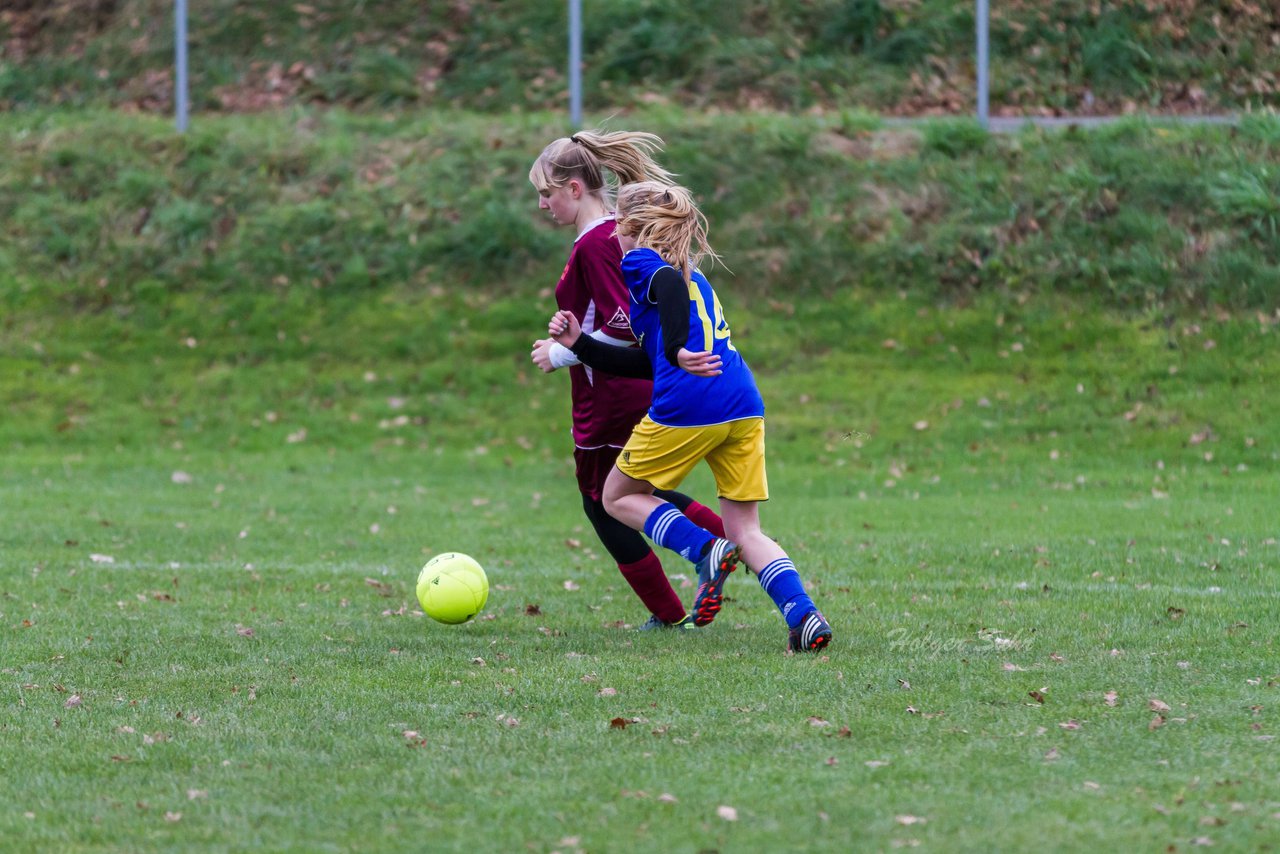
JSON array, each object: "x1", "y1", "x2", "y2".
[
  {"x1": 528, "y1": 130, "x2": 675, "y2": 207},
  {"x1": 615, "y1": 181, "x2": 720, "y2": 283}
]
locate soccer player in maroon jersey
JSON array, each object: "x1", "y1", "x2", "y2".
[{"x1": 528, "y1": 131, "x2": 725, "y2": 630}]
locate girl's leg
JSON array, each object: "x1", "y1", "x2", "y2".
[
  {"x1": 604, "y1": 466, "x2": 727, "y2": 572},
  {"x1": 601, "y1": 466, "x2": 662, "y2": 529},
  {"x1": 652, "y1": 488, "x2": 726, "y2": 538},
  {"x1": 720, "y1": 498, "x2": 827, "y2": 645},
  {"x1": 718, "y1": 498, "x2": 785, "y2": 570},
  {"x1": 581, "y1": 493, "x2": 686, "y2": 624}
]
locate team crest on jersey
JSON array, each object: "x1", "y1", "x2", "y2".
[{"x1": 605, "y1": 307, "x2": 632, "y2": 331}]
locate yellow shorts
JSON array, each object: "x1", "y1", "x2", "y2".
[{"x1": 618, "y1": 416, "x2": 768, "y2": 502}]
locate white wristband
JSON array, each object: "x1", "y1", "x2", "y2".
[{"x1": 549, "y1": 342, "x2": 580, "y2": 369}]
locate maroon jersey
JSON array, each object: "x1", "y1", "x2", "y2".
[{"x1": 556, "y1": 218, "x2": 653, "y2": 449}]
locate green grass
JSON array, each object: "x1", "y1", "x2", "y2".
[
  {"x1": 4, "y1": 287, "x2": 1280, "y2": 849},
  {"x1": 2, "y1": 108, "x2": 1279, "y2": 849}
]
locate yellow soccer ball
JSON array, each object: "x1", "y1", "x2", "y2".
[{"x1": 416, "y1": 553, "x2": 489, "y2": 624}]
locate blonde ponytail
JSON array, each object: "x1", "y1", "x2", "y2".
[
  {"x1": 615, "y1": 182, "x2": 720, "y2": 283},
  {"x1": 528, "y1": 130, "x2": 675, "y2": 205}
]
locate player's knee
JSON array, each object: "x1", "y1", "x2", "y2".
[{"x1": 725, "y1": 522, "x2": 763, "y2": 547}]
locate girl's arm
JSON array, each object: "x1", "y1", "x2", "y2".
[
  {"x1": 549, "y1": 311, "x2": 653, "y2": 378},
  {"x1": 648, "y1": 267, "x2": 723, "y2": 377}
]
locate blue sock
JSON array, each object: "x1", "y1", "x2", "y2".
[
  {"x1": 757, "y1": 558, "x2": 815, "y2": 628},
  {"x1": 643, "y1": 503, "x2": 714, "y2": 564}
]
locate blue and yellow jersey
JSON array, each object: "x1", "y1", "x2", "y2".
[{"x1": 621, "y1": 247, "x2": 765, "y2": 428}]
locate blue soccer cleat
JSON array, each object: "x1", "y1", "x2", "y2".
[
  {"x1": 787, "y1": 609, "x2": 832, "y2": 653},
  {"x1": 691, "y1": 539, "x2": 742, "y2": 626}
]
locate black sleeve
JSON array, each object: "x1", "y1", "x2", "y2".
[
  {"x1": 568, "y1": 334, "x2": 653, "y2": 379},
  {"x1": 648, "y1": 267, "x2": 691, "y2": 368}
]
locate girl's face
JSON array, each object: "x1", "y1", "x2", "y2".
[
  {"x1": 616, "y1": 229, "x2": 637, "y2": 253},
  {"x1": 538, "y1": 180, "x2": 580, "y2": 227}
]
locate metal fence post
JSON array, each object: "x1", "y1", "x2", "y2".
[
  {"x1": 568, "y1": 0, "x2": 582, "y2": 129},
  {"x1": 976, "y1": 0, "x2": 989, "y2": 129},
  {"x1": 175, "y1": 0, "x2": 189, "y2": 132}
]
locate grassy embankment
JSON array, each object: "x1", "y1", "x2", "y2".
[{"x1": 3, "y1": 0, "x2": 1280, "y2": 115}]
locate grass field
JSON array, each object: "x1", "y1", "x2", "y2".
[{"x1": 4, "y1": 282, "x2": 1279, "y2": 849}]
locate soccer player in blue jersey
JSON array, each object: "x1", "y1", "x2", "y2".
[
  {"x1": 548, "y1": 181, "x2": 832, "y2": 652},
  {"x1": 526, "y1": 132, "x2": 726, "y2": 631}
]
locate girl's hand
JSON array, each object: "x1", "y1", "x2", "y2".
[
  {"x1": 549, "y1": 310, "x2": 581, "y2": 347},
  {"x1": 677, "y1": 348, "x2": 722, "y2": 377},
  {"x1": 531, "y1": 338, "x2": 557, "y2": 373}
]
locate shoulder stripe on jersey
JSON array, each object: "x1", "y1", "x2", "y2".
[{"x1": 644, "y1": 264, "x2": 678, "y2": 304}]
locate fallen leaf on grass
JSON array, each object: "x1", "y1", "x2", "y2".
[
  {"x1": 64, "y1": 694, "x2": 82, "y2": 709},
  {"x1": 563, "y1": 580, "x2": 580, "y2": 591},
  {"x1": 825, "y1": 756, "x2": 839, "y2": 766},
  {"x1": 597, "y1": 687, "x2": 617, "y2": 697},
  {"x1": 1003, "y1": 662, "x2": 1024, "y2": 672},
  {"x1": 1149, "y1": 698, "x2": 1171, "y2": 712},
  {"x1": 1058, "y1": 720, "x2": 1081, "y2": 730},
  {"x1": 609, "y1": 717, "x2": 630, "y2": 730},
  {"x1": 808, "y1": 716, "x2": 830, "y2": 727},
  {"x1": 895, "y1": 815, "x2": 927, "y2": 826},
  {"x1": 186, "y1": 789, "x2": 208, "y2": 801},
  {"x1": 1028, "y1": 691, "x2": 1046, "y2": 704},
  {"x1": 363, "y1": 577, "x2": 392, "y2": 596},
  {"x1": 90, "y1": 554, "x2": 115, "y2": 564},
  {"x1": 717, "y1": 805, "x2": 738, "y2": 821},
  {"x1": 164, "y1": 812, "x2": 182, "y2": 823},
  {"x1": 865, "y1": 759, "x2": 890, "y2": 768},
  {"x1": 524, "y1": 604, "x2": 541, "y2": 616},
  {"x1": 657, "y1": 793, "x2": 677, "y2": 803},
  {"x1": 234, "y1": 625, "x2": 254, "y2": 638},
  {"x1": 1149, "y1": 715, "x2": 1167, "y2": 731},
  {"x1": 1044, "y1": 747, "x2": 1060, "y2": 761},
  {"x1": 1104, "y1": 691, "x2": 1119, "y2": 707}
]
